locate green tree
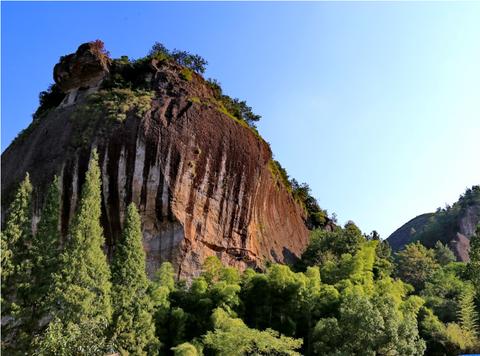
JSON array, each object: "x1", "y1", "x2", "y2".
[
  {"x1": 422, "y1": 263, "x2": 468, "y2": 323},
  {"x1": 29, "y1": 176, "x2": 62, "y2": 325},
  {"x1": 395, "y1": 242, "x2": 439, "y2": 291},
  {"x1": 203, "y1": 308, "x2": 302, "y2": 356},
  {"x1": 458, "y1": 286, "x2": 479, "y2": 343},
  {"x1": 47, "y1": 150, "x2": 112, "y2": 354},
  {"x1": 299, "y1": 222, "x2": 365, "y2": 269},
  {"x1": 171, "y1": 342, "x2": 201, "y2": 356},
  {"x1": 434, "y1": 241, "x2": 455, "y2": 266},
  {"x1": 312, "y1": 292, "x2": 426, "y2": 355},
  {"x1": 110, "y1": 203, "x2": 159, "y2": 355},
  {"x1": 1, "y1": 174, "x2": 33, "y2": 353},
  {"x1": 1, "y1": 173, "x2": 33, "y2": 293},
  {"x1": 468, "y1": 224, "x2": 480, "y2": 297},
  {"x1": 33, "y1": 318, "x2": 109, "y2": 356}
]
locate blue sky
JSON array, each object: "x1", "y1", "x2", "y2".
[{"x1": 2, "y1": 2, "x2": 480, "y2": 238}]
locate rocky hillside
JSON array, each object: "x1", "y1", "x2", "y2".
[
  {"x1": 1, "y1": 41, "x2": 320, "y2": 278},
  {"x1": 387, "y1": 185, "x2": 480, "y2": 261}
]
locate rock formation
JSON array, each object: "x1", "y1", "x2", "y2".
[
  {"x1": 1, "y1": 42, "x2": 310, "y2": 278},
  {"x1": 387, "y1": 186, "x2": 480, "y2": 261}
]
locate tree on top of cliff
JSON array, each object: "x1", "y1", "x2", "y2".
[{"x1": 149, "y1": 41, "x2": 208, "y2": 74}]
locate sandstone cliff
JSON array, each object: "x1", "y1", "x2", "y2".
[
  {"x1": 387, "y1": 186, "x2": 480, "y2": 261},
  {"x1": 1, "y1": 42, "x2": 310, "y2": 278}
]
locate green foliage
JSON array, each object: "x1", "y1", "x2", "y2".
[
  {"x1": 1, "y1": 174, "x2": 33, "y2": 353},
  {"x1": 110, "y1": 203, "x2": 159, "y2": 355},
  {"x1": 468, "y1": 224, "x2": 480, "y2": 297},
  {"x1": 395, "y1": 241, "x2": 439, "y2": 291},
  {"x1": 433, "y1": 241, "x2": 455, "y2": 266},
  {"x1": 33, "y1": 84, "x2": 66, "y2": 120},
  {"x1": 33, "y1": 318, "x2": 110, "y2": 356},
  {"x1": 2, "y1": 156, "x2": 476, "y2": 356},
  {"x1": 421, "y1": 262, "x2": 469, "y2": 323},
  {"x1": 180, "y1": 67, "x2": 193, "y2": 81},
  {"x1": 312, "y1": 292, "x2": 426, "y2": 355},
  {"x1": 50, "y1": 150, "x2": 112, "y2": 330},
  {"x1": 89, "y1": 88, "x2": 153, "y2": 122},
  {"x1": 457, "y1": 285, "x2": 479, "y2": 341},
  {"x1": 203, "y1": 308, "x2": 303, "y2": 356},
  {"x1": 7, "y1": 176, "x2": 64, "y2": 354},
  {"x1": 12, "y1": 84, "x2": 65, "y2": 145},
  {"x1": 1, "y1": 174, "x2": 32, "y2": 286},
  {"x1": 30, "y1": 177, "x2": 61, "y2": 318},
  {"x1": 149, "y1": 41, "x2": 208, "y2": 74},
  {"x1": 414, "y1": 185, "x2": 480, "y2": 247},
  {"x1": 299, "y1": 222, "x2": 364, "y2": 269},
  {"x1": 269, "y1": 159, "x2": 292, "y2": 192},
  {"x1": 171, "y1": 342, "x2": 200, "y2": 356},
  {"x1": 218, "y1": 95, "x2": 261, "y2": 129},
  {"x1": 268, "y1": 162, "x2": 330, "y2": 230},
  {"x1": 71, "y1": 88, "x2": 153, "y2": 147}
]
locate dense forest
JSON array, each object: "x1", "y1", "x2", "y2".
[{"x1": 1, "y1": 151, "x2": 479, "y2": 355}]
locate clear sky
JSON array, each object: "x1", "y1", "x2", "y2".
[{"x1": 2, "y1": 2, "x2": 479, "y2": 238}]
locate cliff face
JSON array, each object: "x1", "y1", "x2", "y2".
[
  {"x1": 387, "y1": 187, "x2": 480, "y2": 261},
  {"x1": 1, "y1": 42, "x2": 309, "y2": 278}
]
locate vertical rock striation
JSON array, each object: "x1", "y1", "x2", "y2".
[{"x1": 1, "y1": 42, "x2": 309, "y2": 278}]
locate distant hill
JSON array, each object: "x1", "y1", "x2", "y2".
[{"x1": 387, "y1": 186, "x2": 480, "y2": 261}]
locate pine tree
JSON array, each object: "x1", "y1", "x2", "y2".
[
  {"x1": 468, "y1": 224, "x2": 480, "y2": 295},
  {"x1": 458, "y1": 286, "x2": 479, "y2": 340},
  {"x1": 46, "y1": 150, "x2": 112, "y2": 353},
  {"x1": 29, "y1": 176, "x2": 61, "y2": 324},
  {"x1": 110, "y1": 203, "x2": 159, "y2": 355},
  {"x1": 1, "y1": 173, "x2": 33, "y2": 291},
  {"x1": 1, "y1": 174, "x2": 33, "y2": 353}
]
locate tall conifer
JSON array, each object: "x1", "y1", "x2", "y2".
[
  {"x1": 29, "y1": 176, "x2": 61, "y2": 323},
  {"x1": 50, "y1": 150, "x2": 112, "y2": 334},
  {"x1": 1, "y1": 174, "x2": 33, "y2": 353},
  {"x1": 110, "y1": 203, "x2": 159, "y2": 355},
  {"x1": 1, "y1": 173, "x2": 32, "y2": 289}
]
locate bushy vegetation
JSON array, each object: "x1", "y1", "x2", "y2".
[
  {"x1": 413, "y1": 185, "x2": 480, "y2": 247},
  {"x1": 269, "y1": 160, "x2": 330, "y2": 230},
  {"x1": 149, "y1": 42, "x2": 208, "y2": 74},
  {"x1": 3, "y1": 159, "x2": 479, "y2": 355},
  {"x1": 33, "y1": 84, "x2": 66, "y2": 120},
  {"x1": 70, "y1": 88, "x2": 153, "y2": 148},
  {"x1": 205, "y1": 78, "x2": 261, "y2": 130}
]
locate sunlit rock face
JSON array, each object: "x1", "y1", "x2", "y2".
[
  {"x1": 2, "y1": 42, "x2": 309, "y2": 278},
  {"x1": 387, "y1": 198, "x2": 480, "y2": 262}
]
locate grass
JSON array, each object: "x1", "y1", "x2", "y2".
[
  {"x1": 268, "y1": 160, "x2": 293, "y2": 193},
  {"x1": 188, "y1": 96, "x2": 201, "y2": 104},
  {"x1": 180, "y1": 68, "x2": 193, "y2": 81},
  {"x1": 71, "y1": 88, "x2": 154, "y2": 148}
]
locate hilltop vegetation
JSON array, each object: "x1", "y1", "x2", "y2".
[{"x1": 388, "y1": 186, "x2": 480, "y2": 254}]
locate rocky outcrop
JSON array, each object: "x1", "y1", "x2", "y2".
[
  {"x1": 1, "y1": 42, "x2": 310, "y2": 278},
  {"x1": 54, "y1": 41, "x2": 110, "y2": 92},
  {"x1": 385, "y1": 213, "x2": 433, "y2": 252},
  {"x1": 387, "y1": 186, "x2": 480, "y2": 261}
]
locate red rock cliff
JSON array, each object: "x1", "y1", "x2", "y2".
[{"x1": 1, "y1": 42, "x2": 309, "y2": 278}]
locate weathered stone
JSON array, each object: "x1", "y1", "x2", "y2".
[
  {"x1": 2, "y1": 43, "x2": 309, "y2": 279},
  {"x1": 54, "y1": 41, "x2": 110, "y2": 92}
]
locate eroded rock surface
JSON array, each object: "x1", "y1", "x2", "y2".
[{"x1": 2, "y1": 42, "x2": 309, "y2": 278}]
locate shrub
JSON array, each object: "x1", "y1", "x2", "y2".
[
  {"x1": 180, "y1": 68, "x2": 193, "y2": 81},
  {"x1": 33, "y1": 84, "x2": 66, "y2": 120},
  {"x1": 148, "y1": 42, "x2": 208, "y2": 74}
]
